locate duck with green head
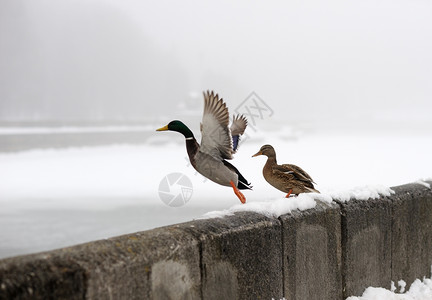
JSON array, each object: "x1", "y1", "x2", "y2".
[{"x1": 156, "y1": 91, "x2": 252, "y2": 203}]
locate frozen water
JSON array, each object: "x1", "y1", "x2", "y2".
[{"x1": 0, "y1": 126, "x2": 431, "y2": 258}]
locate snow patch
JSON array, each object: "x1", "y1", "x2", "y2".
[
  {"x1": 346, "y1": 275, "x2": 432, "y2": 300},
  {"x1": 398, "y1": 280, "x2": 407, "y2": 293},
  {"x1": 202, "y1": 185, "x2": 393, "y2": 219},
  {"x1": 415, "y1": 180, "x2": 431, "y2": 189},
  {"x1": 327, "y1": 185, "x2": 394, "y2": 203},
  {"x1": 202, "y1": 193, "x2": 328, "y2": 219}
]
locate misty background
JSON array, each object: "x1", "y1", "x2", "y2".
[
  {"x1": 1, "y1": 0, "x2": 431, "y2": 127},
  {"x1": 0, "y1": 0, "x2": 431, "y2": 258}
]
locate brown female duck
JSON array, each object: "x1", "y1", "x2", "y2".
[{"x1": 252, "y1": 144, "x2": 319, "y2": 197}]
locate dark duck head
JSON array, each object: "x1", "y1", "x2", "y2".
[{"x1": 156, "y1": 120, "x2": 194, "y2": 139}]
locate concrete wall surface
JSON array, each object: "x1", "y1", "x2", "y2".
[{"x1": 0, "y1": 181, "x2": 431, "y2": 300}]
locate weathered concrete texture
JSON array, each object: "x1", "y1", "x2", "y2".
[
  {"x1": 177, "y1": 212, "x2": 283, "y2": 300},
  {"x1": 0, "y1": 255, "x2": 85, "y2": 300},
  {"x1": 338, "y1": 196, "x2": 393, "y2": 298},
  {"x1": 280, "y1": 200, "x2": 342, "y2": 300},
  {"x1": 391, "y1": 181, "x2": 432, "y2": 288},
  {"x1": 0, "y1": 227, "x2": 201, "y2": 300}
]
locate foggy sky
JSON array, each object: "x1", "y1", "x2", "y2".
[{"x1": 1, "y1": 0, "x2": 431, "y2": 123}]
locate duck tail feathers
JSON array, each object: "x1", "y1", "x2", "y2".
[
  {"x1": 238, "y1": 179, "x2": 253, "y2": 190},
  {"x1": 222, "y1": 160, "x2": 252, "y2": 190},
  {"x1": 306, "y1": 186, "x2": 320, "y2": 193}
]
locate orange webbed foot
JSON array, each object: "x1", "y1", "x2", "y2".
[{"x1": 230, "y1": 181, "x2": 246, "y2": 204}]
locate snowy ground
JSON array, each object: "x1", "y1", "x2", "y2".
[
  {"x1": 346, "y1": 275, "x2": 432, "y2": 300},
  {"x1": 275, "y1": 274, "x2": 432, "y2": 299},
  {"x1": 0, "y1": 127, "x2": 431, "y2": 259}
]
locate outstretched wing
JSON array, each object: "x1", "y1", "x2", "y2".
[
  {"x1": 200, "y1": 91, "x2": 233, "y2": 160},
  {"x1": 230, "y1": 115, "x2": 247, "y2": 152}
]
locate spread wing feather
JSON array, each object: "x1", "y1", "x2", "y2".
[
  {"x1": 230, "y1": 115, "x2": 247, "y2": 136},
  {"x1": 200, "y1": 91, "x2": 233, "y2": 160},
  {"x1": 230, "y1": 115, "x2": 247, "y2": 152}
]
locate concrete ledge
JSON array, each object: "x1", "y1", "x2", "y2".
[
  {"x1": 0, "y1": 181, "x2": 431, "y2": 300},
  {"x1": 177, "y1": 212, "x2": 283, "y2": 300},
  {"x1": 391, "y1": 183, "x2": 432, "y2": 289},
  {"x1": 0, "y1": 255, "x2": 85, "y2": 300},
  {"x1": 1, "y1": 227, "x2": 201, "y2": 300},
  {"x1": 280, "y1": 201, "x2": 342, "y2": 300},
  {"x1": 339, "y1": 196, "x2": 393, "y2": 298}
]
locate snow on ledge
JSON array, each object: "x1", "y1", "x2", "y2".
[
  {"x1": 327, "y1": 185, "x2": 395, "y2": 203},
  {"x1": 415, "y1": 179, "x2": 431, "y2": 189},
  {"x1": 201, "y1": 193, "x2": 331, "y2": 219},
  {"x1": 201, "y1": 185, "x2": 395, "y2": 219},
  {"x1": 346, "y1": 273, "x2": 432, "y2": 300}
]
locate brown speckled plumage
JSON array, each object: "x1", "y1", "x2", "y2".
[{"x1": 252, "y1": 144, "x2": 319, "y2": 196}]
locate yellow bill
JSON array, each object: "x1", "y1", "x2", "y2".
[{"x1": 156, "y1": 125, "x2": 169, "y2": 131}]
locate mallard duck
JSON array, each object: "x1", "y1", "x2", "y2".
[
  {"x1": 252, "y1": 144, "x2": 319, "y2": 197},
  {"x1": 156, "y1": 91, "x2": 252, "y2": 203}
]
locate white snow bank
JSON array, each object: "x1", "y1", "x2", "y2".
[
  {"x1": 202, "y1": 185, "x2": 393, "y2": 219},
  {"x1": 346, "y1": 275, "x2": 432, "y2": 300}
]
